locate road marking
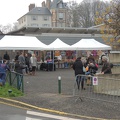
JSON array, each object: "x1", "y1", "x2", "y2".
[
  {"x1": 26, "y1": 117, "x2": 42, "y2": 120},
  {"x1": 27, "y1": 110, "x2": 80, "y2": 120},
  {"x1": 0, "y1": 97, "x2": 110, "y2": 120}
]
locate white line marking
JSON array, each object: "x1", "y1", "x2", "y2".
[
  {"x1": 26, "y1": 117, "x2": 42, "y2": 120},
  {"x1": 27, "y1": 110, "x2": 80, "y2": 120}
]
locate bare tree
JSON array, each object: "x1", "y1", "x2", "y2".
[
  {"x1": 12, "y1": 22, "x2": 18, "y2": 31},
  {"x1": 0, "y1": 24, "x2": 13, "y2": 34},
  {"x1": 0, "y1": 23, "x2": 18, "y2": 34},
  {"x1": 67, "y1": 0, "x2": 108, "y2": 28},
  {"x1": 66, "y1": 1, "x2": 79, "y2": 27}
]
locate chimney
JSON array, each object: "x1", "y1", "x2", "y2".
[
  {"x1": 41, "y1": 1, "x2": 46, "y2": 7},
  {"x1": 29, "y1": 4, "x2": 35, "y2": 11},
  {"x1": 46, "y1": 0, "x2": 51, "y2": 9}
]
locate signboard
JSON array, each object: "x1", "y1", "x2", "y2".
[{"x1": 92, "y1": 77, "x2": 98, "y2": 85}]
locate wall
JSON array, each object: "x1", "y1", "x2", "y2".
[{"x1": 109, "y1": 53, "x2": 120, "y2": 63}]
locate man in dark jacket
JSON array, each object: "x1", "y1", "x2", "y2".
[
  {"x1": 3, "y1": 51, "x2": 10, "y2": 65},
  {"x1": 3, "y1": 51, "x2": 10, "y2": 61},
  {"x1": 73, "y1": 57, "x2": 85, "y2": 90}
]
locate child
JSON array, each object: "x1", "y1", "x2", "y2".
[{"x1": 0, "y1": 60, "x2": 10, "y2": 85}]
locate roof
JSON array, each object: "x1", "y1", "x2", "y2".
[
  {"x1": 26, "y1": 7, "x2": 52, "y2": 15},
  {"x1": 36, "y1": 35, "x2": 105, "y2": 45},
  {"x1": 0, "y1": 35, "x2": 5, "y2": 40},
  {"x1": 8, "y1": 27, "x2": 102, "y2": 35},
  {"x1": 51, "y1": 0, "x2": 66, "y2": 9}
]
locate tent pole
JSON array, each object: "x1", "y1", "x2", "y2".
[{"x1": 53, "y1": 50, "x2": 54, "y2": 71}]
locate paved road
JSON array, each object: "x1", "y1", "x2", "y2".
[
  {"x1": 12, "y1": 68, "x2": 120, "y2": 120},
  {"x1": 0, "y1": 103, "x2": 80, "y2": 120}
]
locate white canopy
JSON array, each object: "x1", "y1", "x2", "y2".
[
  {"x1": 46, "y1": 38, "x2": 71, "y2": 50},
  {"x1": 71, "y1": 39, "x2": 112, "y2": 50},
  {"x1": 0, "y1": 36, "x2": 112, "y2": 51},
  {"x1": 0, "y1": 35, "x2": 47, "y2": 50}
]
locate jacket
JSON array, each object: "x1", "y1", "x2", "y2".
[
  {"x1": 72, "y1": 59, "x2": 84, "y2": 76},
  {"x1": 101, "y1": 62, "x2": 112, "y2": 74}
]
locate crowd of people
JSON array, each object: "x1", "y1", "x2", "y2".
[
  {"x1": 0, "y1": 51, "x2": 38, "y2": 85},
  {"x1": 72, "y1": 54, "x2": 112, "y2": 90},
  {"x1": 14, "y1": 51, "x2": 37, "y2": 76},
  {"x1": 0, "y1": 51, "x2": 113, "y2": 87}
]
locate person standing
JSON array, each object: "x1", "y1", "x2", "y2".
[
  {"x1": 25, "y1": 53, "x2": 30, "y2": 74},
  {"x1": 72, "y1": 57, "x2": 85, "y2": 90},
  {"x1": 18, "y1": 52, "x2": 26, "y2": 75},
  {"x1": 3, "y1": 51, "x2": 10, "y2": 64},
  {"x1": 14, "y1": 60, "x2": 24, "y2": 74},
  {"x1": 0, "y1": 60, "x2": 10, "y2": 85},
  {"x1": 30, "y1": 54, "x2": 37, "y2": 75},
  {"x1": 101, "y1": 56, "x2": 112, "y2": 74},
  {"x1": 15, "y1": 52, "x2": 19, "y2": 61}
]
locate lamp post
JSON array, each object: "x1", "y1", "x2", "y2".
[{"x1": 58, "y1": 76, "x2": 61, "y2": 94}]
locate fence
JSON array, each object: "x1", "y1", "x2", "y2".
[
  {"x1": 6, "y1": 71, "x2": 24, "y2": 92},
  {"x1": 73, "y1": 74, "x2": 120, "y2": 103}
]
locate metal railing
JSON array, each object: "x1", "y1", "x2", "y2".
[
  {"x1": 73, "y1": 74, "x2": 120, "y2": 103},
  {"x1": 6, "y1": 71, "x2": 24, "y2": 93}
]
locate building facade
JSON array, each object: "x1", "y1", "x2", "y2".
[
  {"x1": 17, "y1": 0, "x2": 68, "y2": 29},
  {"x1": 17, "y1": 5, "x2": 52, "y2": 29}
]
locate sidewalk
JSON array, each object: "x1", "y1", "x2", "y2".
[{"x1": 10, "y1": 68, "x2": 120, "y2": 120}]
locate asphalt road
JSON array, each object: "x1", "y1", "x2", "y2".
[
  {"x1": 11, "y1": 68, "x2": 120, "y2": 120},
  {"x1": 0, "y1": 103, "x2": 80, "y2": 120}
]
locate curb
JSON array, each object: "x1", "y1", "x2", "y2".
[{"x1": 0, "y1": 97, "x2": 112, "y2": 120}]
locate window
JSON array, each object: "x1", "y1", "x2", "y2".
[
  {"x1": 42, "y1": 24, "x2": 50, "y2": 27},
  {"x1": 59, "y1": 13, "x2": 63, "y2": 20},
  {"x1": 58, "y1": 3, "x2": 63, "y2": 8},
  {"x1": 43, "y1": 16, "x2": 49, "y2": 21},
  {"x1": 22, "y1": 18, "x2": 23, "y2": 23},
  {"x1": 24, "y1": 17, "x2": 26, "y2": 22},
  {"x1": 19, "y1": 20, "x2": 21, "y2": 25},
  {"x1": 31, "y1": 23, "x2": 38, "y2": 27},
  {"x1": 31, "y1": 15, "x2": 38, "y2": 20}
]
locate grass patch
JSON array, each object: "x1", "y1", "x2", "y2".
[{"x1": 0, "y1": 82, "x2": 24, "y2": 98}]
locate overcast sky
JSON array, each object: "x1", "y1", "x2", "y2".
[{"x1": 0, "y1": 0, "x2": 109, "y2": 26}]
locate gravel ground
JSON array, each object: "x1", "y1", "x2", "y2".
[{"x1": 13, "y1": 68, "x2": 120, "y2": 120}]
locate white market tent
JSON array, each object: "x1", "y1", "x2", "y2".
[
  {"x1": 46, "y1": 38, "x2": 71, "y2": 50},
  {"x1": 0, "y1": 35, "x2": 48, "y2": 50},
  {"x1": 0, "y1": 36, "x2": 112, "y2": 51},
  {"x1": 71, "y1": 39, "x2": 112, "y2": 50}
]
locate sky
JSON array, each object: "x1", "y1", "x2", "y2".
[{"x1": 0, "y1": 0, "x2": 109, "y2": 26}]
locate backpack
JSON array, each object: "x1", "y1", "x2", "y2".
[{"x1": 109, "y1": 63, "x2": 113, "y2": 68}]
